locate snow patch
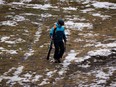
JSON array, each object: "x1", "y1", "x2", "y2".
[
  {"x1": 0, "y1": 21, "x2": 17, "y2": 26},
  {"x1": 81, "y1": 8, "x2": 94, "y2": 13},
  {"x1": 24, "y1": 49, "x2": 34, "y2": 60},
  {"x1": 1, "y1": 36, "x2": 26, "y2": 44},
  {"x1": 0, "y1": 47, "x2": 18, "y2": 55},
  {"x1": 63, "y1": 6, "x2": 77, "y2": 11},
  {"x1": 41, "y1": 13, "x2": 52, "y2": 18},
  {"x1": 39, "y1": 79, "x2": 49, "y2": 86},
  {"x1": 21, "y1": 13, "x2": 36, "y2": 16},
  {"x1": 0, "y1": 15, "x2": 26, "y2": 26},
  {"x1": 20, "y1": 0, "x2": 32, "y2": 3},
  {"x1": 34, "y1": 27, "x2": 42, "y2": 43},
  {"x1": 95, "y1": 41, "x2": 116, "y2": 48},
  {"x1": 32, "y1": 75, "x2": 42, "y2": 82},
  {"x1": 65, "y1": 21, "x2": 93, "y2": 30},
  {"x1": 27, "y1": 4, "x2": 52, "y2": 10},
  {"x1": 46, "y1": 70, "x2": 57, "y2": 78},
  {"x1": 0, "y1": 0, "x2": 5, "y2": 4},
  {"x1": 92, "y1": 67, "x2": 116, "y2": 85},
  {"x1": 0, "y1": 66, "x2": 24, "y2": 84},
  {"x1": 13, "y1": 15, "x2": 26, "y2": 22},
  {"x1": 92, "y1": 13, "x2": 111, "y2": 20},
  {"x1": 88, "y1": 49, "x2": 111, "y2": 56},
  {"x1": 92, "y1": 2, "x2": 116, "y2": 9},
  {"x1": 1, "y1": 36, "x2": 10, "y2": 42},
  {"x1": 62, "y1": 50, "x2": 78, "y2": 68}
]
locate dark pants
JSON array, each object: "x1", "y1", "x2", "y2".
[{"x1": 53, "y1": 41, "x2": 65, "y2": 60}]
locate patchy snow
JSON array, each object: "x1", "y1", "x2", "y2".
[
  {"x1": 92, "y1": 2, "x2": 116, "y2": 9},
  {"x1": 23, "y1": 73, "x2": 32, "y2": 79},
  {"x1": 92, "y1": 13, "x2": 111, "y2": 20},
  {"x1": 46, "y1": 70, "x2": 57, "y2": 78},
  {"x1": 9, "y1": 2, "x2": 24, "y2": 5},
  {"x1": 0, "y1": 47, "x2": 18, "y2": 55},
  {"x1": 78, "y1": 64, "x2": 90, "y2": 68},
  {"x1": 65, "y1": 29, "x2": 71, "y2": 36},
  {"x1": 34, "y1": 27, "x2": 42, "y2": 43},
  {"x1": 21, "y1": 13, "x2": 36, "y2": 16},
  {"x1": 0, "y1": 66, "x2": 24, "y2": 84},
  {"x1": 13, "y1": 15, "x2": 26, "y2": 22},
  {"x1": 1, "y1": 36, "x2": 10, "y2": 42},
  {"x1": 1, "y1": 15, "x2": 26, "y2": 26},
  {"x1": 0, "y1": 21, "x2": 17, "y2": 26},
  {"x1": 39, "y1": 78, "x2": 49, "y2": 86},
  {"x1": 65, "y1": 21, "x2": 93, "y2": 30},
  {"x1": 81, "y1": 8, "x2": 94, "y2": 13},
  {"x1": 63, "y1": 6, "x2": 77, "y2": 11},
  {"x1": 110, "y1": 82, "x2": 116, "y2": 87},
  {"x1": 84, "y1": 43, "x2": 94, "y2": 47},
  {"x1": 20, "y1": 0, "x2": 32, "y2": 3},
  {"x1": 57, "y1": 50, "x2": 79, "y2": 76},
  {"x1": 13, "y1": 66, "x2": 24, "y2": 75},
  {"x1": 32, "y1": 75, "x2": 42, "y2": 82},
  {"x1": 95, "y1": 41, "x2": 116, "y2": 48},
  {"x1": 27, "y1": 4, "x2": 52, "y2": 10},
  {"x1": 83, "y1": 33, "x2": 99, "y2": 37},
  {"x1": 0, "y1": 47, "x2": 4, "y2": 50},
  {"x1": 41, "y1": 13, "x2": 52, "y2": 18},
  {"x1": 88, "y1": 49, "x2": 111, "y2": 56},
  {"x1": 62, "y1": 50, "x2": 78, "y2": 68},
  {"x1": 0, "y1": 0, "x2": 5, "y2": 4},
  {"x1": 24, "y1": 49, "x2": 34, "y2": 60},
  {"x1": 75, "y1": 56, "x2": 91, "y2": 63},
  {"x1": 1, "y1": 36, "x2": 26, "y2": 44},
  {"x1": 66, "y1": 17, "x2": 86, "y2": 22},
  {"x1": 74, "y1": 38, "x2": 84, "y2": 42},
  {"x1": 92, "y1": 66, "x2": 116, "y2": 85},
  {"x1": 3, "y1": 67, "x2": 16, "y2": 76},
  {"x1": 7, "y1": 50, "x2": 18, "y2": 54}
]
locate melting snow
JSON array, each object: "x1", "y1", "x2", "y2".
[
  {"x1": 92, "y1": 13, "x2": 111, "y2": 20},
  {"x1": 0, "y1": 66, "x2": 24, "y2": 84},
  {"x1": 41, "y1": 13, "x2": 52, "y2": 18},
  {"x1": 1, "y1": 36, "x2": 10, "y2": 42},
  {"x1": 63, "y1": 6, "x2": 77, "y2": 11},
  {"x1": 13, "y1": 15, "x2": 26, "y2": 22},
  {"x1": 0, "y1": 15, "x2": 26, "y2": 26},
  {"x1": 81, "y1": 8, "x2": 94, "y2": 13},
  {"x1": 46, "y1": 70, "x2": 57, "y2": 78},
  {"x1": 1, "y1": 36, "x2": 26, "y2": 44},
  {"x1": 92, "y1": 66, "x2": 116, "y2": 85},
  {"x1": 0, "y1": 47, "x2": 17, "y2": 55},
  {"x1": 24, "y1": 49, "x2": 34, "y2": 60},
  {"x1": 0, "y1": 21, "x2": 17, "y2": 26},
  {"x1": 95, "y1": 41, "x2": 116, "y2": 48},
  {"x1": 21, "y1": 0, "x2": 32, "y2": 3},
  {"x1": 92, "y1": 2, "x2": 116, "y2": 9},
  {"x1": 32, "y1": 75, "x2": 42, "y2": 82},
  {"x1": 62, "y1": 50, "x2": 78, "y2": 68},
  {"x1": 88, "y1": 49, "x2": 111, "y2": 56},
  {"x1": 65, "y1": 21, "x2": 93, "y2": 30},
  {"x1": 27, "y1": 4, "x2": 52, "y2": 10},
  {"x1": 39, "y1": 79, "x2": 49, "y2": 86},
  {"x1": 0, "y1": 0, "x2": 5, "y2": 4}
]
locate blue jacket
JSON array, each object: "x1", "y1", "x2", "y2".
[{"x1": 50, "y1": 23, "x2": 66, "y2": 42}]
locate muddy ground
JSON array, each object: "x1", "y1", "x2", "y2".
[{"x1": 0, "y1": 0, "x2": 116, "y2": 87}]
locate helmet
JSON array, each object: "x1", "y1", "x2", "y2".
[{"x1": 57, "y1": 19, "x2": 64, "y2": 26}]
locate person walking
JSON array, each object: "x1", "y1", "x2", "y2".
[{"x1": 50, "y1": 19, "x2": 66, "y2": 63}]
